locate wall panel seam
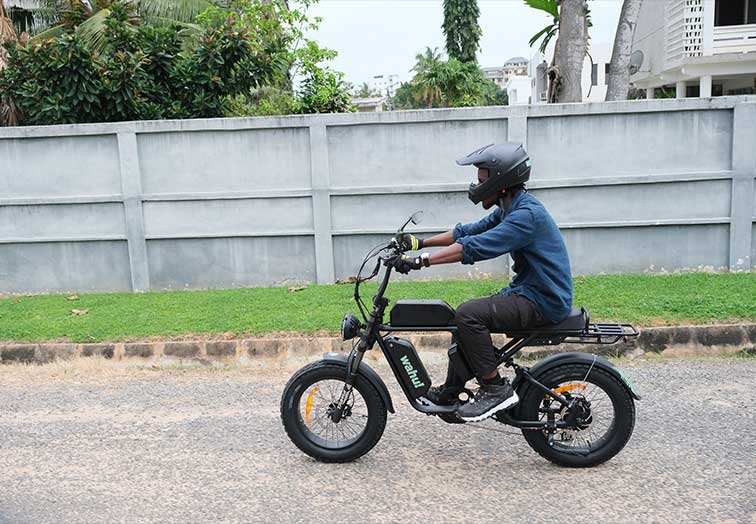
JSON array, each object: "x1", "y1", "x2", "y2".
[{"x1": 0, "y1": 236, "x2": 127, "y2": 244}]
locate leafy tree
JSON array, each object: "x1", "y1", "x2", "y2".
[
  {"x1": 442, "y1": 0, "x2": 481, "y2": 63},
  {"x1": 226, "y1": 85, "x2": 298, "y2": 116},
  {"x1": 391, "y1": 81, "x2": 415, "y2": 109},
  {"x1": 0, "y1": 1, "x2": 268, "y2": 125},
  {"x1": 201, "y1": 0, "x2": 354, "y2": 115},
  {"x1": 1, "y1": 0, "x2": 354, "y2": 123},
  {"x1": 297, "y1": 66, "x2": 352, "y2": 113}
]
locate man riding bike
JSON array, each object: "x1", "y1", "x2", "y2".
[{"x1": 392, "y1": 142, "x2": 573, "y2": 422}]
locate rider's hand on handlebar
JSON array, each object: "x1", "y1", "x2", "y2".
[
  {"x1": 397, "y1": 233, "x2": 423, "y2": 252},
  {"x1": 390, "y1": 254, "x2": 424, "y2": 274}
]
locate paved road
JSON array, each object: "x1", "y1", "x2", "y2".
[{"x1": 1, "y1": 355, "x2": 755, "y2": 524}]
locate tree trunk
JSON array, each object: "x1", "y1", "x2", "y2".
[
  {"x1": 1, "y1": 0, "x2": 22, "y2": 126},
  {"x1": 605, "y1": 0, "x2": 643, "y2": 101},
  {"x1": 1, "y1": 0, "x2": 18, "y2": 70},
  {"x1": 551, "y1": 0, "x2": 587, "y2": 103}
]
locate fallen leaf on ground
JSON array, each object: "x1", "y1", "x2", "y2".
[
  {"x1": 66, "y1": 294, "x2": 79, "y2": 301},
  {"x1": 71, "y1": 309, "x2": 89, "y2": 316},
  {"x1": 335, "y1": 276, "x2": 358, "y2": 285},
  {"x1": 288, "y1": 286, "x2": 307, "y2": 293}
]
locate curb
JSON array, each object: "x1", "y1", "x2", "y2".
[{"x1": 1, "y1": 324, "x2": 755, "y2": 365}]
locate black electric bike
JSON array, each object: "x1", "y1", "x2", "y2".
[{"x1": 281, "y1": 212, "x2": 641, "y2": 467}]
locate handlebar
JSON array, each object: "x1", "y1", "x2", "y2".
[
  {"x1": 374, "y1": 260, "x2": 393, "y2": 305},
  {"x1": 352, "y1": 211, "x2": 421, "y2": 322}
]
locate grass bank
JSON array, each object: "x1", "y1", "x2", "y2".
[{"x1": 1, "y1": 273, "x2": 755, "y2": 343}]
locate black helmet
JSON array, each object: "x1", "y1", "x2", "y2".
[{"x1": 456, "y1": 142, "x2": 531, "y2": 204}]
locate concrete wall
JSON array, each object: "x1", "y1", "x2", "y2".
[{"x1": 1, "y1": 97, "x2": 755, "y2": 293}]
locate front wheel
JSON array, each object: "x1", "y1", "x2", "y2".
[
  {"x1": 517, "y1": 363, "x2": 636, "y2": 467},
  {"x1": 280, "y1": 361, "x2": 388, "y2": 462}
]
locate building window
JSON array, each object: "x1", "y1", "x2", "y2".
[
  {"x1": 591, "y1": 63, "x2": 598, "y2": 86},
  {"x1": 715, "y1": 0, "x2": 756, "y2": 25},
  {"x1": 604, "y1": 63, "x2": 610, "y2": 85}
]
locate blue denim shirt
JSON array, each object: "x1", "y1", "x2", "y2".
[{"x1": 452, "y1": 191, "x2": 573, "y2": 323}]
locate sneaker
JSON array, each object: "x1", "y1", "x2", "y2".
[
  {"x1": 423, "y1": 384, "x2": 462, "y2": 406},
  {"x1": 456, "y1": 380, "x2": 519, "y2": 422}
]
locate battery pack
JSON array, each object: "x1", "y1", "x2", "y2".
[{"x1": 383, "y1": 336, "x2": 431, "y2": 399}]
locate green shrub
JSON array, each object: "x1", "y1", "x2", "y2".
[{"x1": 0, "y1": 2, "x2": 269, "y2": 125}]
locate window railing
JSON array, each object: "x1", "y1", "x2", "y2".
[{"x1": 712, "y1": 23, "x2": 756, "y2": 54}]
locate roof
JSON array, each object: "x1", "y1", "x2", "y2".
[
  {"x1": 505, "y1": 56, "x2": 529, "y2": 64},
  {"x1": 352, "y1": 97, "x2": 387, "y2": 108}
]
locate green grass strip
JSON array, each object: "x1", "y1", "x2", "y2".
[{"x1": 1, "y1": 272, "x2": 755, "y2": 343}]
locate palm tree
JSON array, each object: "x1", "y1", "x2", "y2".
[
  {"x1": 411, "y1": 47, "x2": 444, "y2": 108},
  {"x1": 411, "y1": 46, "x2": 442, "y2": 76},
  {"x1": 5, "y1": 0, "x2": 212, "y2": 51},
  {"x1": 525, "y1": 0, "x2": 591, "y2": 103},
  {"x1": 524, "y1": 0, "x2": 559, "y2": 54},
  {"x1": 1, "y1": 0, "x2": 17, "y2": 68},
  {"x1": 1, "y1": 0, "x2": 22, "y2": 125},
  {"x1": 353, "y1": 82, "x2": 374, "y2": 98},
  {"x1": 605, "y1": 0, "x2": 643, "y2": 101}
]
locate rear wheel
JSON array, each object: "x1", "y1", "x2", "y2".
[
  {"x1": 517, "y1": 364, "x2": 635, "y2": 467},
  {"x1": 280, "y1": 361, "x2": 387, "y2": 463}
]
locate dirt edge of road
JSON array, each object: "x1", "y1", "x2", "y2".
[{"x1": 1, "y1": 323, "x2": 755, "y2": 366}]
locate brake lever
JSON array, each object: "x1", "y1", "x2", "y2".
[{"x1": 381, "y1": 243, "x2": 401, "y2": 266}]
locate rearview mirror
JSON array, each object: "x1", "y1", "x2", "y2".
[{"x1": 398, "y1": 210, "x2": 424, "y2": 232}]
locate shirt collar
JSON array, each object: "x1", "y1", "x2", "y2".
[{"x1": 501, "y1": 190, "x2": 526, "y2": 217}]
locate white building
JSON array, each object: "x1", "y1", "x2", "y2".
[
  {"x1": 630, "y1": 0, "x2": 756, "y2": 97},
  {"x1": 505, "y1": 76, "x2": 532, "y2": 105},
  {"x1": 502, "y1": 56, "x2": 529, "y2": 84},
  {"x1": 482, "y1": 57, "x2": 529, "y2": 89},
  {"x1": 529, "y1": 43, "x2": 612, "y2": 103},
  {"x1": 482, "y1": 66, "x2": 506, "y2": 88},
  {"x1": 369, "y1": 74, "x2": 400, "y2": 98}
]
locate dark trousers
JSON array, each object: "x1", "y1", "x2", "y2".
[{"x1": 450, "y1": 293, "x2": 546, "y2": 382}]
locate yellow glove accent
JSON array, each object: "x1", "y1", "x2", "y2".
[{"x1": 411, "y1": 235, "x2": 420, "y2": 251}]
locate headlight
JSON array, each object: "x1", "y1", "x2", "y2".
[{"x1": 341, "y1": 313, "x2": 362, "y2": 341}]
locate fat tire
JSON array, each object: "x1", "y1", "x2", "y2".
[
  {"x1": 517, "y1": 363, "x2": 636, "y2": 468},
  {"x1": 280, "y1": 361, "x2": 388, "y2": 463}
]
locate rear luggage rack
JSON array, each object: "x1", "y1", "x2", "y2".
[
  {"x1": 504, "y1": 322, "x2": 639, "y2": 349},
  {"x1": 496, "y1": 309, "x2": 640, "y2": 362},
  {"x1": 562, "y1": 322, "x2": 640, "y2": 345}
]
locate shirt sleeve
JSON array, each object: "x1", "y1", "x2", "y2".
[
  {"x1": 455, "y1": 208, "x2": 536, "y2": 265},
  {"x1": 452, "y1": 209, "x2": 502, "y2": 241}
]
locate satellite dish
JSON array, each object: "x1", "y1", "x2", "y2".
[{"x1": 629, "y1": 50, "x2": 644, "y2": 75}]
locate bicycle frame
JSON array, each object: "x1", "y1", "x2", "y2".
[{"x1": 341, "y1": 263, "x2": 580, "y2": 430}]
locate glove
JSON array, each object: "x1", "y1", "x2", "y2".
[
  {"x1": 397, "y1": 233, "x2": 423, "y2": 252},
  {"x1": 392, "y1": 254, "x2": 423, "y2": 274}
]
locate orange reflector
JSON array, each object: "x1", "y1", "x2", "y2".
[
  {"x1": 305, "y1": 386, "x2": 319, "y2": 425},
  {"x1": 547, "y1": 384, "x2": 587, "y2": 398}
]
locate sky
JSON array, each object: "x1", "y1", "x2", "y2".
[{"x1": 308, "y1": 0, "x2": 624, "y2": 86}]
